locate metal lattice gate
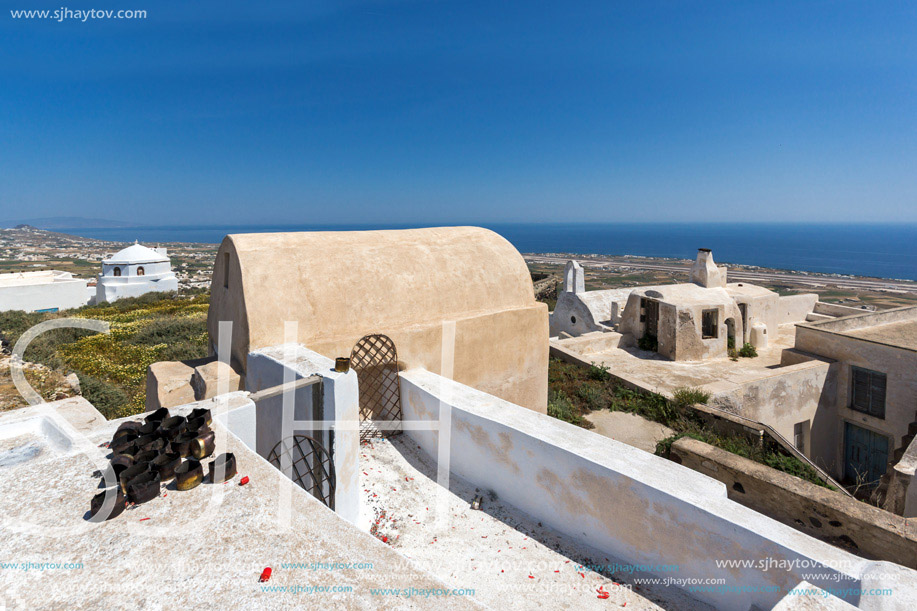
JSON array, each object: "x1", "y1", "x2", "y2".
[
  {"x1": 267, "y1": 435, "x2": 336, "y2": 510},
  {"x1": 351, "y1": 334, "x2": 403, "y2": 441}
]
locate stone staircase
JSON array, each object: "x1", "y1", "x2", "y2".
[{"x1": 871, "y1": 411, "x2": 917, "y2": 511}]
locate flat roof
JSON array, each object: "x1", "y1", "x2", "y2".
[
  {"x1": 0, "y1": 396, "x2": 479, "y2": 609},
  {"x1": 0, "y1": 270, "x2": 80, "y2": 287},
  {"x1": 797, "y1": 306, "x2": 917, "y2": 352},
  {"x1": 845, "y1": 319, "x2": 917, "y2": 352}
]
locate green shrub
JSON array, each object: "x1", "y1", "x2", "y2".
[
  {"x1": 671, "y1": 386, "x2": 711, "y2": 408},
  {"x1": 548, "y1": 389, "x2": 591, "y2": 428},
  {"x1": 738, "y1": 342, "x2": 758, "y2": 358},
  {"x1": 727, "y1": 335, "x2": 735, "y2": 350},
  {"x1": 78, "y1": 374, "x2": 131, "y2": 419},
  {"x1": 587, "y1": 362, "x2": 611, "y2": 381},
  {"x1": 655, "y1": 433, "x2": 682, "y2": 457},
  {"x1": 575, "y1": 384, "x2": 604, "y2": 410}
]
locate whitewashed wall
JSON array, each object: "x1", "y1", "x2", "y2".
[
  {"x1": 399, "y1": 368, "x2": 916, "y2": 611},
  {"x1": 0, "y1": 275, "x2": 89, "y2": 312},
  {"x1": 245, "y1": 344, "x2": 360, "y2": 524}
]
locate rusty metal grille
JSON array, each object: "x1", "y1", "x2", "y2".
[
  {"x1": 267, "y1": 435, "x2": 336, "y2": 510},
  {"x1": 351, "y1": 334, "x2": 402, "y2": 441}
]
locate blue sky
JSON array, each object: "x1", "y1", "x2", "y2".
[{"x1": 1, "y1": 1, "x2": 915, "y2": 225}]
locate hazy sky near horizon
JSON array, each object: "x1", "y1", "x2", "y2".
[{"x1": 1, "y1": 1, "x2": 915, "y2": 225}]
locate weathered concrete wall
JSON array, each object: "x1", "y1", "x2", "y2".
[
  {"x1": 619, "y1": 285, "x2": 743, "y2": 361},
  {"x1": 398, "y1": 368, "x2": 917, "y2": 610},
  {"x1": 884, "y1": 434, "x2": 917, "y2": 518},
  {"x1": 815, "y1": 302, "x2": 875, "y2": 318},
  {"x1": 670, "y1": 437, "x2": 917, "y2": 569},
  {"x1": 552, "y1": 331, "x2": 623, "y2": 356},
  {"x1": 795, "y1": 317, "x2": 917, "y2": 481},
  {"x1": 207, "y1": 227, "x2": 549, "y2": 412},
  {"x1": 726, "y1": 282, "x2": 779, "y2": 342},
  {"x1": 245, "y1": 344, "x2": 360, "y2": 525},
  {"x1": 709, "y1": 359, "x2": 838, "y2": 469},
  {"x1": 550, "y1": 291, "x2": 611, "y2": 337},
  {"x1": 778, "y1": 294, "x2": 820, "y2": 324},
  {"x1": 801, "y1": 306, "x2": 917, "y2": 334}
]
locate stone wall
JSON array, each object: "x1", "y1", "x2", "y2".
[{"x1": 670, "y1": 437, "x2": 917, "y2": 568}]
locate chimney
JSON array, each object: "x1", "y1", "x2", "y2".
[{"x1": 690, "y1": 248, "x2": 727, "y2": 288}]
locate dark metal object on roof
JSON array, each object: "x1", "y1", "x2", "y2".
[
  {"x1": 152, "y1": 452, "x2": 181, "y2": 480},
  {"x1": 144, "y1": 408, "x2": 169, "y2": 424},
  {"x1": 209, "y1": 453, "x2": 237, "y2": 483},
  {"x1": 188, "y1": 408, "x2": 212, "y2": 427},
  {"x1": 119, "y1": 462, "x2": 151, "y2": 494},
  {"x1": 190, "y1": 431, "x2": 215, "y2": 460},
  {"x1": 135, "y1": 434, "x2": 164, "y2": 453},
  {"x1": 90, "y1": 488, "x2": 126, "y2": 521},
  {"x1": 127, "y1": 471, "x2": 161, "y2": 504},
  {"x1": 175, "y1": 459, "x2": 203, "y2": 491},
  {"x1": 173, "y1": 432, "x2": 198, "y2": 458},
  {"x1": 160, "y1": 416, "x2": 186, "y2": 440}
]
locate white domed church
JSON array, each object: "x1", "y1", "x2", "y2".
[{"x1": 93, "y1": 242, "x2": 179, "y2": 304}]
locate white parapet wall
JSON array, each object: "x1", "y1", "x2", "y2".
[
  {"x1": 244, "y1": 343, "x2": 360, "y2": 525},
  {"x1": 399, "y1": 367, "x2": 917, "y2": 611}
]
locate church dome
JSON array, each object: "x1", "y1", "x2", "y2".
[{"x1": 104, "y1": 243, "x2": 168, "y2": 265}]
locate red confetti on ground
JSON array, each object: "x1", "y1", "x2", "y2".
[
  {"x1": 554, "y1": 570, "x2": 560, "y2": 573},
  {"x1": 382, "y1": 536, "x2": 388, "y2": 543},
  {"x1": 598, "y1": 591, "x2": 610, "y2": 600},
  {"x1": 259, "y1": 568, "x2": 272, "y2": 582},
  {"x1": 139, "y1": 518, "x2": 150, "y2": 522},
  {"x1": 239, "y1": 476, "x2": 249, "y2": 486},
  {"x1": 528, "y1": 575, "x2": 534, "y2": 579}
]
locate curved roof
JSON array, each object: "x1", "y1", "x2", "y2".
[
  {"x1": 208, "y1": 226, "x2": 539, "y2": 367},
  {"x1": 104, "y1": 243, "x2": 168, "y2": 265}
]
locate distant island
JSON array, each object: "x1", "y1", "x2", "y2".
[{"x1": 0, "y1": 216, "x2": 135, "y2": 230}]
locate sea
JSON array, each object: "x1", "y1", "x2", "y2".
[{"x1": 51, "y1": 223, "x2": 917, "y2": 282}]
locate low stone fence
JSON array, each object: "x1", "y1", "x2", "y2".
[{"x1": 669, "y1": 437, "x2": 917, "y2": 569}]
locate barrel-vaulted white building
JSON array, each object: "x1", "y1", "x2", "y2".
[{"x1": 93, "y1": 242, "x2": 178, "y2": 304}]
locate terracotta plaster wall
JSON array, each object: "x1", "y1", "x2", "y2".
[
  {"x1": 207, "y1": 227, "x2": 548, "y2": 411},
  {"x1": 397, "y1": 368, "x2": 909, "y2": 611}
]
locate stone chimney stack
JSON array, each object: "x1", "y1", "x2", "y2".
[{"x1": 690, "y1": 248, "x2": 727, "y2": 288}]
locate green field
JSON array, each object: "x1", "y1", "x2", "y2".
[{"x1": 0, "y1": 291, "x2": 210, "y2": 418}]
